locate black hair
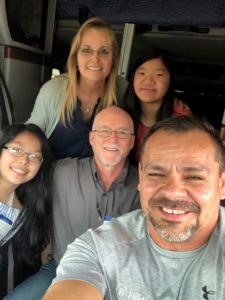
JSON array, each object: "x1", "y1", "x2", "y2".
[
  {"x1": 0, "y1": 123, "x2": 53, "y2": 264},
  {"x1": 140, "y1": 115, "x2": 225, "y2": 175},
  {"x1": 123, "y1": 47, "x2": 175, "y2": 134}
]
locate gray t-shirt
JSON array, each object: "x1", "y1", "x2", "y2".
[
  {"x1": 52, "y1": 157, "x2": 140, "y2": 263},
  {"x1": 54, "y1": 208, "x2": 225, "y2": 300}
]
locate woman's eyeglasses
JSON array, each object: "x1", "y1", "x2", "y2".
[
  {"x1": 79, "y1": 47, "x2": 111, "y2": 57},
  {"x1": 3, "y1": 146, "x2": 43, "y2": 164}
]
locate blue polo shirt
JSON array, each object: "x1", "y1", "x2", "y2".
[{"x1": 49, "y1": 100, "x2": 98, "y2": 159}]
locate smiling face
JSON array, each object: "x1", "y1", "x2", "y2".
[
  {"x1": 134, "y1": 58, "x2": 170, "y2": 105},
  {"x1": 138, "y1": 129, "x2": 225, "y2": 250},
  {"x1": 77, "y1": 28, "x2": 113, "y2": 83},
  {"x1": 89, "y1": 107, "x2": 135, "y2": 168},
  {"x1": 0, "y1": 131, "x2": 42, "y2": 189}
]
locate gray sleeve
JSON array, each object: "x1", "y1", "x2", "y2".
[
  {"x1": 26, "y1": 80, "x2": 54, "y2": 132},
  {"x1": 26, "y1": 75, "x2": 67, "y2": 138},
  {"x1": 53, "y1": 232, "x2": 106, "y2": 297}
]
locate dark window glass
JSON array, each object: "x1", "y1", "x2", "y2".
[{"x1": 5, "y1": 0, "x2": 48, "y2": 50}]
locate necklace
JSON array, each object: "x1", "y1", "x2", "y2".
[
  {"x1": 81, "y1": 102, "x2": 97, "y2": 114},
  {"x1": 83, "y1": 106, "x2": 92, "y2": 113}
]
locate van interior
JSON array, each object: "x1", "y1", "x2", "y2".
[{"x1": 0, "y1": 0, "x2": 224, "y2": 132}]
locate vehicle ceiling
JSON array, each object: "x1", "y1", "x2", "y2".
[{"x1": 54, "y1": 1, "x2": 225, "y2": 129}]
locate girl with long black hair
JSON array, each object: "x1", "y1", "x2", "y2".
[
  {"x1": 0, "y1": 123, "x2": 53, "y2": 299},
  {"x1": 123, "y1": 47, "x2": 192, "y2": 164}
]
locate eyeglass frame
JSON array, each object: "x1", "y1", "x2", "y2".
[
  {"x1": 78, "y1": 46, "x2": 112, "y2": 57},
  {"x1": 92, "y1": 128, "x2": 134, "y2": 139},
  {"x1": 3, "y1": 146, "x2": 43, "y2": 164}
]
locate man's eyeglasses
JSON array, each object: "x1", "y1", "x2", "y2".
[
  {"x1": 92, "y1": 128, "x2": 134, "y2": 139},
  {"x1": 3, "y1": 146, "x2": 43, "y2": 164},
  {"x1": 79, "y1": 47, "x2": 111, "y2": 57}
]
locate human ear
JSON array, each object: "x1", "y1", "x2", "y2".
[
  {"x1": 130, "y1": 135, "x2": 135, "y2": 150},
  {"x1": 89, "y1": 131, "x2": 94, "y2": 146},
  {"x1": 220, "y1": 171, "x2": 225, "y2": 200}
]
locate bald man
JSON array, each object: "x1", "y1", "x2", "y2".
[
  {"x1": 7, "y1": 107, "x2": 140, "y2": 300},
  {"x1": 53, "y1": 106, "x2": 139, "y2": 263}
]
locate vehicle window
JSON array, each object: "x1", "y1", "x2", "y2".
[{"x1": 5, "y1": 0, "x2": 49, "y2": 50}]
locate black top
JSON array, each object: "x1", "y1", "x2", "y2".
[
  {"x1": 49, "y1": 100, "x2": 98, "y2": 159},
  {"x1": 0, "y1": 230, "x2": 40, "y2": 299}
]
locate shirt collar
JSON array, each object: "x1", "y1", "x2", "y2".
[{"x1": 91, "y1": 157, "x2": 130, "y2": 187}]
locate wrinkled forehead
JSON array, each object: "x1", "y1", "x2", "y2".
[
  {"x1": 93, "y1": 108, "x2": 134, "y2": 130},
  {"x1": 141, "y1": 129, "x2": 218, "y2": 165}
]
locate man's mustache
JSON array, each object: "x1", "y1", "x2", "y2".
[{"x1": 149, "y1": 198, "x2": 200, "y2": 214}]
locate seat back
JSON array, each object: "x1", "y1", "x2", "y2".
[{"x1": 0, "y1": 70, "x2": 13, "y2": 131}]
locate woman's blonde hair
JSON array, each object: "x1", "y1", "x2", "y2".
[{"x1": 60, "y1": 17, "x2": 120, "y2": 126}]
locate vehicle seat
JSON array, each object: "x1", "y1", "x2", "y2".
[{"x1": 0, "y1": 70, "x2": 13, "y2": 132}]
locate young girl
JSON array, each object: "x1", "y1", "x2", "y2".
[
  {"x1": 0, "y1": 123, "x2": 53, "y2": 298},
  {"x1": 123, "y1": 47, "x2": 192, "y2": 164}
]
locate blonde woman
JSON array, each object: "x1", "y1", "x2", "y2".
[{"x1": 27, "y1": 17, "x2": 120, "y2": 159}]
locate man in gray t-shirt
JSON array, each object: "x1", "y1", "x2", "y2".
[{"x1": 43, "y1": 116, "x2": 225, "y2": 300}]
